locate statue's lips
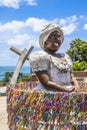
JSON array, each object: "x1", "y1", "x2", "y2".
[{"x1": 54, "y1": 43, "x2": 59, "y2": 47}]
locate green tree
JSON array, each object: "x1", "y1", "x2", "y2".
[
  {"x1": 3, "y1": 72, "x2": 30, "y2": 83},
  {"x1": 72, "y1": 61, "x2": 87, "y2": 71},
  {"x1": 66, "y1": 38, "x2": 87, "y2": 62},
  {"x1": 18, "y1": 75, "x2": 30, "y2": 82},
  {"x1": 3, "y1": 72, "x2": 13, "y2": 82}
]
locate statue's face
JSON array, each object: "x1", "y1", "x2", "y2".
[{"x1": 44, "y1": 31, "x2": 61, "y2": 52}]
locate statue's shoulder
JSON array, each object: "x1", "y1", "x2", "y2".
[
  {"x1": 30, "y1": 51, "x2": 49, "y2": 61},
  {"x1": 29, "y1": 51, "x2": 50, "y2": 72}
]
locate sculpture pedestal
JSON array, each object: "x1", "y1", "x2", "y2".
[{"x1": 7, "y1": 82, "x2": 87, "y2": 130}]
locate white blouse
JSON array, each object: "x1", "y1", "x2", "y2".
[{"x1": 29, "y1": 51, "x2": 73, "y2": 92}]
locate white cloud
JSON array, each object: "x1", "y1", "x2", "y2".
[
  {"x1": 55, "y1": 15, "x2": 78, "y2": 35},
  {"x1": 0, "y1": 0, "x2": 21, "y2": 8},
  {"x1": 0, "y1": 0, "x2": 37, "y2": 8},
  {"x1": 0, "y1": 16, "x2": 79, "y2": 48},
  {"x1": 59, "y1": 15, "x2": 77, "y2": 25},
  {"x1": 8, "y1": 33, "x2": 39, "y2": 47},
  {"x1": 62, "y1": 23, "x2": 77, "y2": 35},
  {"x1": 83, "y1": 24, "x2": 87, "y2": 30},
  {"x1": 8, "y1": 34, "x2": 30, "y2": 45},
  {"x1": 25, "y1": 17, "x2": 49, "y2": 32},
  {"x1": 25, "y1": 0, "x2": 37, "y2": 6},
  {"x1": 0, "y1": 16, "x2": 84, "y2": 66},
  {"x1": 0, "y1": 21, "x2": 24, "y2": 33},
  {"x1": 80, "y1": 15, "x2": 84, "y2": 19},
  {"x1": 0, "y1": 17, "x2": 48, "y2": 47}
]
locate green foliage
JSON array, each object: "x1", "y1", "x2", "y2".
[
  {"x1": 0, "y1": 81, "x2": 4, "y2": 86},
  {"x1": 3, "y1": 72, "x2": 13, "y2": 82},
  {"x1": 66, "y1": 38, "x2": 87, "y2": 62},
  {"x1": 22, "y1": 75, "x2": 30, "y2": 81},
  {"x1": 18, "y1": 75, "x2": 30, "y2": 82},
  {"x1": 66, "y1": 38, "x2": 87, "y2": 71},
  {"x1": 72, "y1": 61, "x2": 87, "y2": 71},
  {"x1": 3, "y1": 72, "x2": 30, "y2": 82}
]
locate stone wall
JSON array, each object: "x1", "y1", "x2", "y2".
[
  {"x1": 73, "y1": 71, "x2": 87, "y2": 82},
  {"x1": 30, "y1": 71, "x2": 87, "y2": 82}
]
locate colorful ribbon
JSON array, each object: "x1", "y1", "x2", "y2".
[{"x1": 7, "y1": 82, "x2": 87, "y2": 130}]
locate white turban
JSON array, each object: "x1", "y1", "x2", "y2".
[{"x1": 39, "y1": 23, "x2": 64, "y2": 49}]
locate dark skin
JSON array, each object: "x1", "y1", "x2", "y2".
[{"x1": 36, "y1": 31, "x2": 80, "y2": 92}]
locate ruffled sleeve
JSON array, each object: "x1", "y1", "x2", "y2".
[{"x1": 29, "y1": 51, "x2": 50, "y2": 72}]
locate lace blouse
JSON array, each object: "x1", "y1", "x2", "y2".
[{"x1": 29, "y1": 51, "x2": 72, "y2": 92}]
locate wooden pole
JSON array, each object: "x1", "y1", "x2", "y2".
[
  {"x1": 9, "y1": 46, "x2": 34, "y2": 86},
  {"x1": 10, "y1": 46, "x2": 34, "y2": 60}
]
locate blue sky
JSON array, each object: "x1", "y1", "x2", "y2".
[{"x1": 0, "y1": 0, "x2": 87, "y2": 66}]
